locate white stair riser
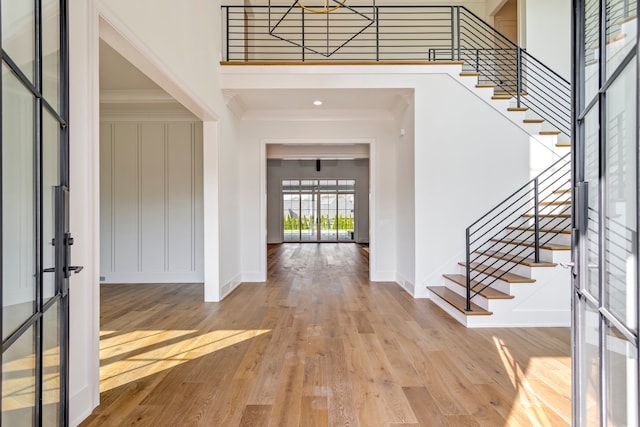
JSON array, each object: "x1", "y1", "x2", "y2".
[
  {"x1": 483, "y1": 244, "x2": 569, "y2": 263},
  {"x1": 437, "y1": 264, "x2": 572, "y2": 327},
  {"x1": 443, "y1": 279, "x2": 491, "y2": 310},
  {"x1": 499, "y1": 230, "x2": 571, "y2": 246},
  {"x1": 521, "y1": 216, "x2": 571, "y2": 229}
]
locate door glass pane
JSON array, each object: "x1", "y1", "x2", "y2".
[
  {"x1": 42, "y1": 302, "x2": 61, "y2": 426},
  {"x1": 1, "y1": 0, "x2": 35, "y2": 82},
  {"x1": 579, "y1": 300, "x2": 601, "y2": 426},
  {"x1": 42, "y1": 0, "x2": 61, "y2": 111},
  {"x1": 43, "y1": 110, "x2": 61, "y2": 303},
  {"x1": 605, "y1": 0, "x2": 638, "y2": 77},
  {"x1": 585, "y1": 0, "x2": 600, "y2": 102},
  {"x1": 320, "y1": 193, "x2": 336, "y2": 241},
  {"x1": 283, "y1": 193, "x2": 299, "y2": 242},
  {"x1": 2, "y1": 64, "x2": 36, "y2": 340},
  {"x1": 337, "y1": 193, "x2": 355, "y2": 241},
  {"x1": 604, "y1": 62, "x2": 637, "y2": 330},
  {"x1": 584, "y1": 106, "x2": 600, "y2": 298},
  {"x1": 605, "y1": 321, "x2": 638, "y2": 426},
  {"x1": 300, "y1": 193, "x2": 316, "y2": 241},
  {"x1": 2, "y1": 324, "x2": 36, "y2": 426}
]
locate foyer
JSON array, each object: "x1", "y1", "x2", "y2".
[{"x1": 82, "y1": 244, "x2": 570, "y2": 426}]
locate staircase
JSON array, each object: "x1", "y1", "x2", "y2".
[
  {"x1": 417, "y1": 7, "x2": 574, "y2": 327},
  {"x1": 425, "y1": 81, "x2": 572, "y2": 327}
]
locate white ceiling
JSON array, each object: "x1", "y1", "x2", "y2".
[
  {"x1": 99, "y1": 39, "x2": 161, "y2": 91},
  {"x1": 99, "y1": 39, "x2": 411, "y2": 121},
  {"x1": 98, "y1": 39, "x2": 411, "y2": 157}
]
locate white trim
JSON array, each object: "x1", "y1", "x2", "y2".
[
  {"x1": 100, "y1": 89, "x2": 176, "y2": 104},
  {"x1": 242, "y1": 109, "x2": 395, "y2": 122},
  {"x1": 396, "y1": 272, "x2": 416, "y2": 296},
  {"x1": 69, "y1": 0, "x2": 101, "y2": 423},
  {"x1": 242, "y1": 272, "x2": 266, "y2": 282},
  {"x1": 97, "y1": 2, "x2": 217, "y2": 121},
  {"x1": 203, "y1": 121, "x2": 221, "y2": 302},
  {"x1": 100, "y1": 110, "x2": 199, "y2": 122},
  {"x1": 220, "y1": 274, "x2": 242, "y2": 299}
]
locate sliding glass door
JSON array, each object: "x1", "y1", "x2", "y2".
[
  {"x1": 1, "y1": 0, "x2": 70, "y2": 425},
  {"x1": 283, "y1": 179, "x2": 356, "y2": 242},
  {"x1": 573, "y1": 0, "x2": 639, "y2": 425}
]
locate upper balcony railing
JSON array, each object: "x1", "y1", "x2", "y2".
[{"x1": 222, "y1": 5, "x2": 571, "y2": 135}]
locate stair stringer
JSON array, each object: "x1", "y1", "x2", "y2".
[
  {"x1": 452, "y1": 73, "x2": 570, "y2": 151},
  {"x1": 465, "y1": 253, "x2": 571, "y2": 328}
]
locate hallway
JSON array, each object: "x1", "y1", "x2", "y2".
[{"x1": 82, "y1": 243, "x2": 570, "y2": 426}]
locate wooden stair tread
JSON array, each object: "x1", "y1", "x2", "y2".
[
  {"x1": 522, "y1": 213, "x2": 571, "y2": 218},
  {"x1": 476, "y1": 84, "x2": 496, "y2": 88},
  {"x1": 553, "y1": 188, "x2": 571, "y2": 194},
  {"x1": 478, "y1": 251, "x2": 557, "y2": 267},
  {"x1": 459, "y1": 262, "x2": 536, "y2": 283},
  {"x1": 540, "y1": 200, "x2": 571, "y2": 205},
  {"x1": 556, "y1": 142, "x2": 572, "y2": 147},
  {"x1": 506, "y1": 225, "x2": 572, "y2": 234},
  {"x1": 427, "y1": 286, "x2": 493, "y2": 315},
  {"x1": 507, "y1": 107, "x2": 528, "y2": 112},
  {"x1": 540, "y1": 130, "x2": 562, "y2": 135},
  {"x1": 460, "y1": 72, "x2": 480, "y2": 77},
  {"x1": 523, "y1": 118, "x2": 544, "y2": 124},
  {"x1": 490, "y1": 238, "x2": 571, "y2": 251},
  {"x1": 495, "y1": 91, "x2": 528, "y2": 96},
  {"x1": 492, "y1": 94, "x2": 512, "y2": 100},
  {"x1": 443, "y1": 274, "x2": 514, "y2": 299}
]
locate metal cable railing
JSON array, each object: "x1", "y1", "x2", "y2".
[
  {"x1": 464, "y1": 153, "x2": 571, "y2": 311},
  {"x1": 222, "y1": 5, "x2": 572, "y2": 135}
]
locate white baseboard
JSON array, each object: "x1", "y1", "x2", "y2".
[
  {"x1": 370, "y1": 271, "x2": 396, "y2": 282},
  {"x1": 70, "y1": 385, "x2": 98, "y2": 427},
  {"x1": 220, "y1": 275, "x2": 242, "y2": 299},
  {"x1": 395, "y1": 273, "x2": 415, "y2": 296},
  {"x1": 241, "y1": 272, "x2": 266, "y2": 282}
]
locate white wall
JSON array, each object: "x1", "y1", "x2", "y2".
[
  {"x1": 99, "y1": 121, "x2": 204, "y2": 283},
  {"x1": 396, "y1": 96, "x2": 416, "y2": 295},
  {"x1": 413, "y1": 74, "x2": 530, "y2": 296},
  {"x1": 69, "y1": 0, "x2": 101, "y2": 423},
  {"x1": 97, "y1": 0, "x2": 243, "y2": 301},
  {"x1": 523, "y1": 0, "x2": 572, "y2": 80},
  {"x1": 222, "y1": 64, "x2": 534, "y2": 296},
  {"x1": 68, "y1": 0, "x2": 241, "y2": 423},
  {"x1": 237, "y1": 119, "x2": 399, "y2": 282}
]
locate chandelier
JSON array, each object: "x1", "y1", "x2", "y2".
[
  {"x1": 297, "y1": 0, "x2": 347, "y2": 13},
  {"x1": 268, "y1": 0, "x2": 376, "y2": 57}
]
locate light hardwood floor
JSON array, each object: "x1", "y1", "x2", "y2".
[{"x1": 81, "y1": 243, "x2": 571, "y2": 426}]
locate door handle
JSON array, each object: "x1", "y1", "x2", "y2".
[{"x1": 67, "y1": 266, "x2": 83, "y2": 275}]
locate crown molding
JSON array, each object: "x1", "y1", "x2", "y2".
[{"x1": 100, "y1": 89, "x2": 177, "y2": 104}]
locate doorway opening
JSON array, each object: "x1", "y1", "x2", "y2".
[{"x1": 283, "y1": 179, "x2": 356, "y2": 242}]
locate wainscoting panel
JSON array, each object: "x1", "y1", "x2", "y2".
[{"x1": 100, "y1": 121, "x2": 203, "y2": 283}]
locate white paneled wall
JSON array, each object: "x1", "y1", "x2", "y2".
[{"x1": 100, "y1": 121, "x2": 204, "y2": 283}]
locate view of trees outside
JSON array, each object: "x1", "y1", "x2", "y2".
[{"x1": 283, "y1": 180, "x2": 355, "y2": 241}]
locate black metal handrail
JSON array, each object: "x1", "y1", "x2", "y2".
[
  {"x1": 464, "y1": 153, "x2": 571, "y2": 311},
  {"x1": 222, "y1": 5, "x2": 572, "y2": 135}
]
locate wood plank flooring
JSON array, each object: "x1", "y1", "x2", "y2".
[{"x1": 81, "y1": 243, "x2": 571, "y2": 427}]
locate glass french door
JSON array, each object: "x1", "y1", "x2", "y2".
[
  {"x1": 282, "y1": 179, "x2": 356, "y2": 242},
  {"x1": 573, "y1": 0, "x2": 639, "y2": 425},
  {"x1": 1, "y1": 0, "x2": 70, "y2": 425}
]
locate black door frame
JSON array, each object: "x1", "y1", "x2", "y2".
[{"x1": 1, "y1": 0, "x2": 70, "y2": 425}]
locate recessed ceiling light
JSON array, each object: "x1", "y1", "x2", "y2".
[{"x1": 313, "y1": 100, "x2": 323, "y2": 106}]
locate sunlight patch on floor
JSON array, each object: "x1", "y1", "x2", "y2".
[
  {"x1": 99, "y1": 329, "x2": 272, "y2": 392},
  {"x1": 493, "y1": 336, "x2": 572, "y2": 426}
]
